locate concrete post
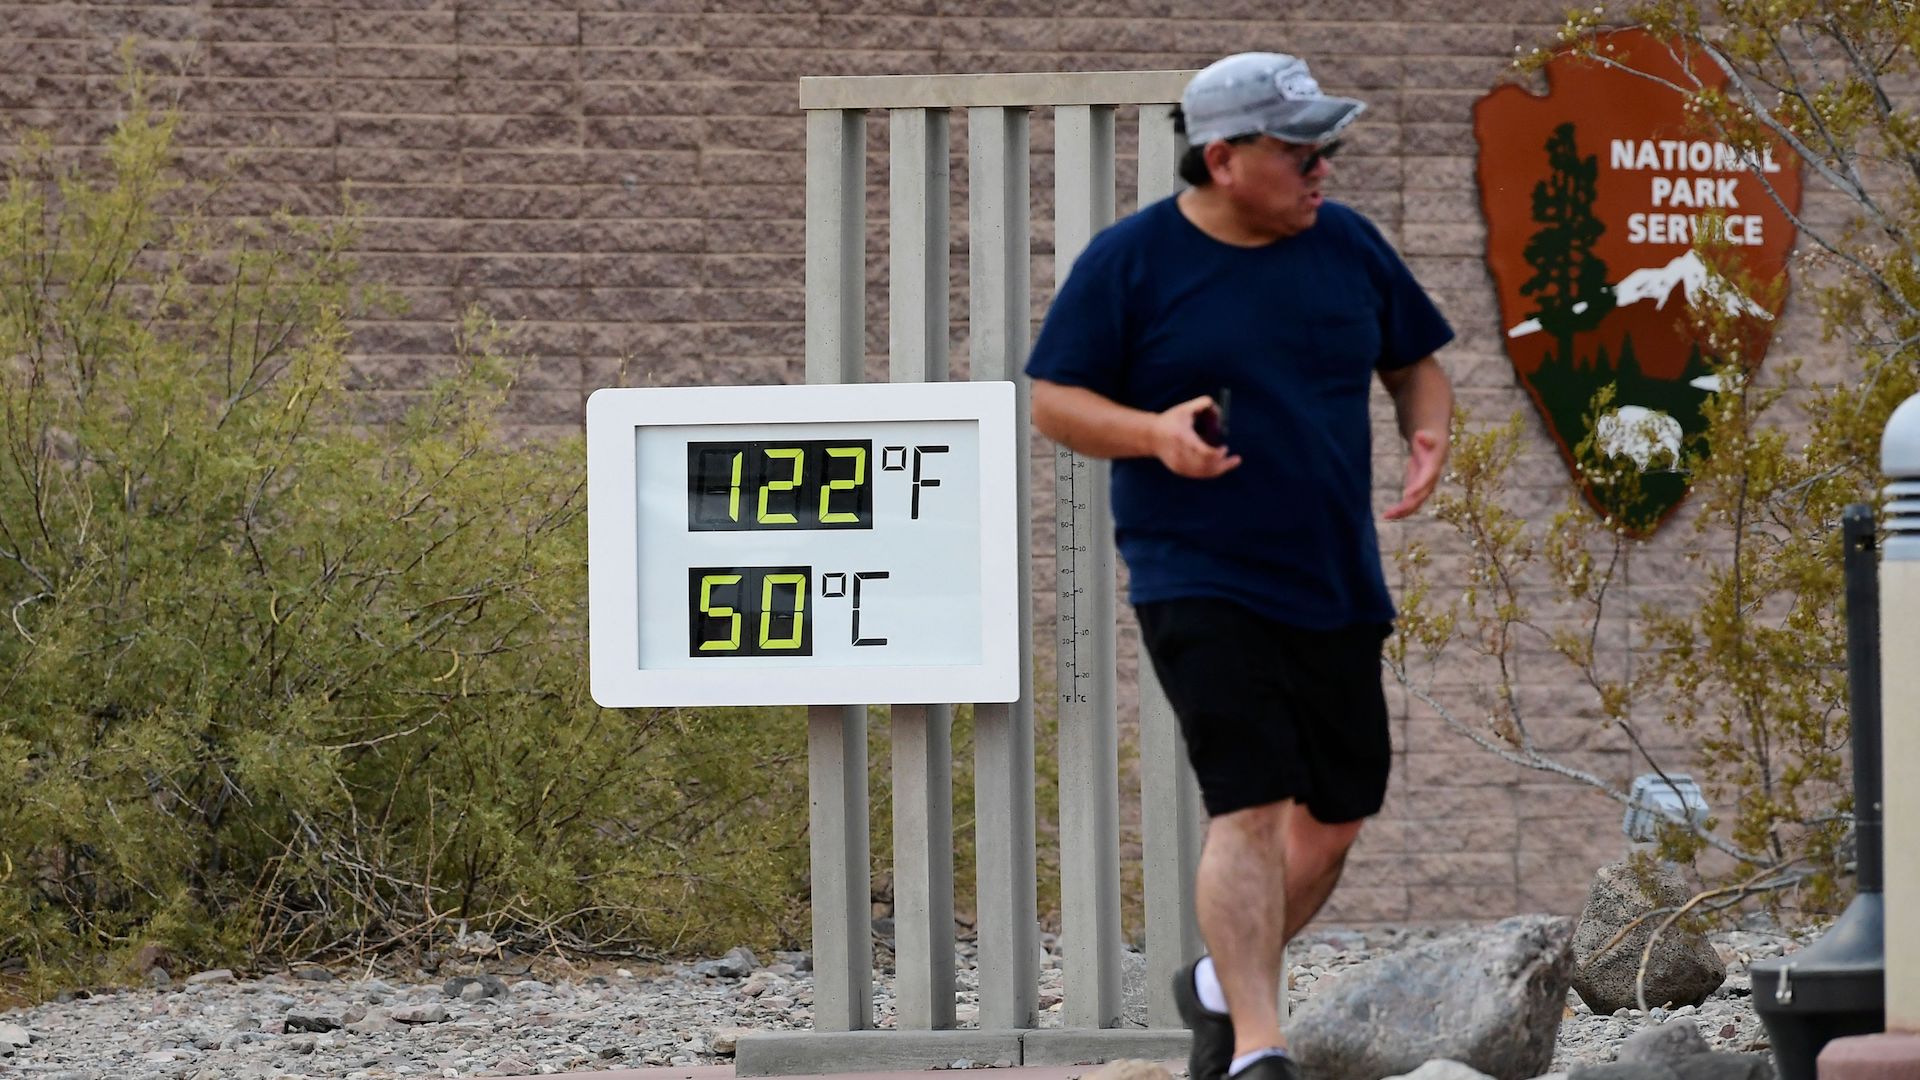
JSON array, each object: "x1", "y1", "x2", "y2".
[
  {"x1": 1880, "y1": 391, "x2": 1920, "y2": 1032},
  {"x1": 1819, "y1": 395, "x2": 1920, "y2": 1080},
  {"x1": 887, "y1": 106, "x2": 957, "y2": 1033},
  {"x1": 967, "y1": 104, "x2": 1041, "y2": 1033},
  {"x1": 1053, "y1": 103, "x2": 1125, "y2": 1032},
  {"x1": 804, "y1": 106, "x2": 874, "y2": 1032}
]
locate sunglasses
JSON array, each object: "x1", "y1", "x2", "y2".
[
  {"x1": 1226, "y1": 134, "x2": 1343, "y2": 175},
  {"x1": 1298, "y1": 140, "x2": 1342, "y2": 176}
]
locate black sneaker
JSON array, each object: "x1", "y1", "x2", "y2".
[
  {"x1": 1171, "y1": 958, "x2": 1235, "y2": 1080},
  {"x1": 1230, "y1": 1054, "x2": 1301, "y2": 1080}
]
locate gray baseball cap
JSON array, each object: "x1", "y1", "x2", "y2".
[{"x1": 1181, "y1": 52, "x2": 1365, "y2": 147}]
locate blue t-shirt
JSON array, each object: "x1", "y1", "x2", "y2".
[{"x1": 1024, "y1": 196, "x2": 1454, "y2": 630}]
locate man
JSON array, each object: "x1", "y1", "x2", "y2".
[{"x1": 1023, "y1": 52, "x2": 1455, "y2": 1080}]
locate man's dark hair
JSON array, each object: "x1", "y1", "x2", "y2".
[{"x1": 1171, "y1": 105, "x2": 1257, "y2": 187}]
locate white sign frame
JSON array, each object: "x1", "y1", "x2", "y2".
[{"x1": 587, "y1": 381, "x2": 1020, "y2": 707}]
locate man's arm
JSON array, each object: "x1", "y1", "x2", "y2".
[
  {"x1": 1376, "y1": 355, "x2": 1452, "y2": 520},
  {"x1": 1030, "y1": 379, "x2": 1240, "y2": 479}
]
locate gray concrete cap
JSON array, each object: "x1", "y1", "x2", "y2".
[
  {"x1": 1882, "y1": 391, "x2": 1920, "y2": 479},
  {"x1": 1884, "y1": 392, "x2": 1920, "y2": 559}
]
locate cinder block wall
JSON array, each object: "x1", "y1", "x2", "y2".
[{"x1": 1, "y1": 1, "x2": 1834, "y2": 928}]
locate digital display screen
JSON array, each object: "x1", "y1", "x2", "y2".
[
  {"x1": 687, "y1": 440, "x2": 874, "y2": 531},
  {"x1": 660, "y1": 431, "x2": 961, "y2": 664},
  {"x1": 688, "y1": 565, "x2": 813, "y2": 656}
]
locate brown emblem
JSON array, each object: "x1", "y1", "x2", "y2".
[{"x1": 1473, "y1": 27, "x2": 1803, "y2": 531}]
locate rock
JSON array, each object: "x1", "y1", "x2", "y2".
[
  {"x1": 1318, "y1": 930, "x2": 1370, "y2": 953},
  {"x1": 1617, "y1": 1021, "x2": 1711, "y2": 1064},
  {"x1": 1289, "y1": 914, "x2": 1575, "y2": 1080},
  {"x1": 1572, "y1": 1057, "x2": 1771, "y2": 1080},
  {"x1": 347, "y1": 1009, "x2": 401, "y2": 1035},
  {"x1": 185, "y1": 969, "x2": 235, "y2": 986},
  {"x1": 445, "y1": 974, "x2": 508, "y2": 1000},
  {"x1": 389, "y1": 1002, "x2": 450, "y2": 1024},
  {"x1": 739, "y1": 971, "x2": 782, "y2": 997},
  {"x1": 454, "y1": 927, "x2": 499, "y2": 955},
  {"x1": 1384, "y1": 1062, "x2": 1497, "y2": 1080},
  {"x1": 1572, "y1": 1065, "x2": 1682, "y2": 1080},
  {"x1": 1086, "y1": 1060, "x2": 1173, "y2": 1080},
  {"x1": 693, "y1": 946, "x2": 760, "y2": 978},
  {"x1": 0, "y1": 1022, "x2": 32, "y2": 1048},
  {"x1": 1671, "y1": 1054, "x2": 1773, "y2": 1080},
  {"x1": 1572, "y1": 861, "x2": 1727, "y2": 1015},
  {"x1": 133, "y1": 942, "x2": 172, "y2": 975},
  {"x1": 284, "y1": 1008, "x2": 344, "y2": 1033},
  {"x1": 710, "y1": 1027, "x2": 753, "y2": 1054}
]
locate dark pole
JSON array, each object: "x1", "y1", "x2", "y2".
[{"x1": 1844, "y1": 502, "x2": 1883, "y2": 892}]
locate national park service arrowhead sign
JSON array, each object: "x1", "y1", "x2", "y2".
[{"x1": 1473, "y1": 27, "x2": 1803, "y2": 532}]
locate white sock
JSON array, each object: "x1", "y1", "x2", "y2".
[
  {"x1": 1228, "y1": 1048, "x2": 1289, "y2": 1076},
  {"x1": 1194, "y1": 955, "x2": 1230, "y2": 1014}
]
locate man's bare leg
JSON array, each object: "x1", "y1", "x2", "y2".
[
  {"x1": 1195, "y1": 800, "x2": 1291, "y2": 1056},
  {"x1": 1280, "y1": 806, "x2": 1365, "y2": 942}
]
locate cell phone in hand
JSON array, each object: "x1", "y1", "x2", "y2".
[{"x1": 1193, "y1": 388, "x2": 1231, "y2": 448}]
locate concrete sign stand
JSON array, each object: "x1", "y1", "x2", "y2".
[
  {"x1": 733, "y1": 71, "x2": 1210, "y2": 1077},
  {"x1": 1818, "y1": 391, "x2": 1920, "y2": 1079}
]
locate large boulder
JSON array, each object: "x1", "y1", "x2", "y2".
[
  {"x1": 1571, "y1": 860, "x2": 1726, "y2": 1015},
  {"x1": 1288, "y1": 914, "x2": 1575, "y2": 1080}
]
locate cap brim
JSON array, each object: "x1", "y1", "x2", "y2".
[{"x1": 1264, "y1": 97, "x2": 1365, "y2": 145}]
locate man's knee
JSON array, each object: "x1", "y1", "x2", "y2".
[
  {"x1": 1208, "y1": 799, "x2": 1293, "y2": 846},
  {"x1": 1288, "y1": 808, "x2": 1365, "y2": 868}
]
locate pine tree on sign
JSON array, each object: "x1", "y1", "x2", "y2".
[{"x1": 1520, "y1": 122, "x2": 1617, "y2": 369}]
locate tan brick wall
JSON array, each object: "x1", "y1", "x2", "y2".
[{"x1": 2, "y1": 0, "x2": 1834, "y2": 931}]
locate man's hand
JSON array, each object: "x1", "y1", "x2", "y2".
[
  {"x1": 1378, "y1": 356, "x2": 1452, "y2": 521},
  {"x1": 1153, "y1": 395, "x2": 1242, "y2": 479},
  {"x1": 1383, "y1": 427, "x2": 1444, "y2": 520},
  {"x1": 1029, "y1": 380, "x2": 1240, "y2": 477}
]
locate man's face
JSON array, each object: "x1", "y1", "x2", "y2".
[{"x1": 1213, "y1": 135, "x2": 1334, "y2": 239}]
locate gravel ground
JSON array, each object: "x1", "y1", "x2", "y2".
[{"x1": 0, "y1": 925, "x2": 1804, "y2": 1080}]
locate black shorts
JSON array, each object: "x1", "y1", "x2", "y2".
[{"x1": 1136, "y1": 597, "x2": 1392, "y2": 822}]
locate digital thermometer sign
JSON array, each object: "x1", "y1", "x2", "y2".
[{"x1": 586, "y1": 382, "x2": 1019, "y2": 707}]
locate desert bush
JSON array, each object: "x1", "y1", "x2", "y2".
[{"x1": 0, "y1": 79, "x2": 816, "y2": 994}]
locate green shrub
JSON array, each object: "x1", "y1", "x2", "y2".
[{"x1": 0, "y1": 81, "x2": 813, "y2": 994}]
